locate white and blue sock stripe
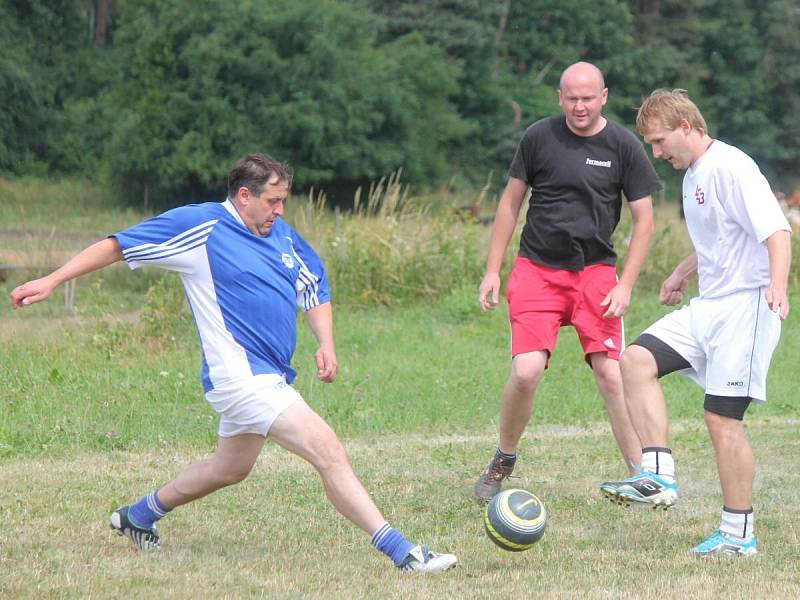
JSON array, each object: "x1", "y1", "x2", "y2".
[
  {"x1": 128, "y1": 489, "x2": 172, "y2": 530},
  {"x1": 371, "y1": 522, "x2": 415, "y2": 566}
]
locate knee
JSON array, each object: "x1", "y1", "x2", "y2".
[
  {"x1": 704, "y1": 409, "x2": 741, "y2": 434},
  {"x1": 620, "y1": 345, "x2": 657, "y2": 381},
  {"x1": 307, "y1": 433, "x2": 350, "y2": 474},
  {"x1": 510, "y1": 358, "x2": 545, "y2": 391},
  {"x1": 209, "y1": 459, "x2": 255, "y2": 487},
  {"x1": 704, "y1": 411, "x2": 750, "y2": 452},
  {"x1": 592, "y1": 358, "x2": 622, "y2": 391}
]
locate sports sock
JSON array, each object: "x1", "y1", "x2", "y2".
[
  {"x1": 371, "y1": 522, "x2": 415, "y2": 566},
  {"x1": 494, "y1": 448, "x2": 517, "y2": 468},
  {"x1": 720, "y1": 506, "x2": 754, "y2": 540},
  {"x1": 128, "y1": 489, "x2": 171, "y2": 530},
  {"x1": 641, "y1": 447, "x2": 675, "y2": 482}
]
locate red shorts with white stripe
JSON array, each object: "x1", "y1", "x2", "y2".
[{"x1": 507, "y1": 257, "x2": 623, "y2": 364}]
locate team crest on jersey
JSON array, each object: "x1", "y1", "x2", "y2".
[
  {"x1": 695, "y1": 185, "x2": 705, "y2": 205},
  {"x1": 281, "y1": 253, "x2": 295, "y2": 269}
]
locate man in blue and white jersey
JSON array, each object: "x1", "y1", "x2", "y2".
[
  {"x1": 600, "y1": 91, "x2": 791, "y2": 557},
  {"x1": 11, "y1": 154, "x2": 457, "y2": 573}
]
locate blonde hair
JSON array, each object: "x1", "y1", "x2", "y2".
[{"x1": 636, "y1": 89, "x2": 708, "y2": 136}]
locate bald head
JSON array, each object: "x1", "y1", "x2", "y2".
[
  {"x1": 559, "y1": 62, "x2": 605, "y2": 92},
  {"x1": 558, "y1": 62, "x2": 608, "y2": 136}
]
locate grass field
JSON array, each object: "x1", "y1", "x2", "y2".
[{"x1": 1, "y1": 179, "x2": 799, "y2": 598}]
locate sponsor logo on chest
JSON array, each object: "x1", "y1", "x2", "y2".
[{"x1": 585, "y1": 157, "x2": 612, "y2": 168}]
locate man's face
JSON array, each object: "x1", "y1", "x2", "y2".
[
  {"x1": 642, "y1": 121, "x2": 692, "y2": 170},
  {"x1": 241, "y1": 176, "x2": 289, "y2": 236},
  {"x1": 558, "y1": 78, "x2": 608, "y2": 135}
]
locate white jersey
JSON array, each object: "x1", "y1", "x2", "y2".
[{"x1": 682, "y1": 140, "x2": 790, "y2": 298}]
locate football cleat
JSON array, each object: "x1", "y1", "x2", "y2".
[
  {"x1": 110, "y1": 505, "x2": 162, "y2": 551},
  {"x1": 691, "y1": 530, "x2": 757, "y2": 557},
  {"x1": 600, "y1": 468, "x2": 678, "y2": 509},
  {"x1": 397, "y1": 545, "x2": 458, "y2": 572},
  {"x1": 474, "y1": 452, "x2": 516, "y2": 504}
]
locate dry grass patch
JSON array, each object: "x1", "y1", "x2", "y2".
[{"x1": 2, "y1": 419, "x2": 798, "y2": 599}]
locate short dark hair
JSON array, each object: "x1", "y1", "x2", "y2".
[{"x1": 227, "y1": 154, "x2": 292, "y2": 198}]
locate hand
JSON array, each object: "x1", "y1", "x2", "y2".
[
  {"x1": 659, "y1": 274, "x2": 688, "y2": 306},
  {"x1": 765, "y1": 284, "x2": 790, "y2": 320},
  {"x1": 314, "y1": 343, "x2": 338, "y2": 383},
  {"x1": 11, "y1": 277, "x2": 57, "y2": 309},
  {"x1": 478, "y1": 273, "x2": 501, "y2": 312},
  {"x1": 600, "y1": 283, "x2": 632, "y2": 318}
]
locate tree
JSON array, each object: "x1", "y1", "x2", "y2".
[
  {"x1": 96, "y1": 0, "x2": 464, "y2": 207},
  {"x1": 0, "y1": 0, "x2": 93, "y2": 175}
]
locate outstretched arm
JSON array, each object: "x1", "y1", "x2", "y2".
[
  {"x1": 765, "y1": 229, "x2": 791, "y2": 319},
  {"x1": 478, "y1": 177, "x2": 528, "y2": 311},
  {"x1": 305, "y1": 301, "x2": 338, "y2": 382},
  {"x1": 11, "y1": 237, "x2": 123, "y2": 308},
  {"x1": 601, "y1": 195, "x2": 655, "y2": 318}
]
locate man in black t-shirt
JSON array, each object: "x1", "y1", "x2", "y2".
[{"x1": 474, "y1": 62, "x2": 661, "y2": 503}]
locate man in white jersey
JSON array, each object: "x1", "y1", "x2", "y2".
[
  {"x1": 10, "y1": 154, "x2": 456, "y2": 572},
  {"x1": 600, "y1": 90, "x2": 791, "y2": 557}
]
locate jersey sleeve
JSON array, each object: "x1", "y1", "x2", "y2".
[
  {"x1": 716, "y1": 162, "x2": 791, "y2": 243},
  {"x1": 288, "y1": 231, "x2": 331, "y2": 311},
  {"x1": 112, "y1": 205, "x2": 219, "y2": 274},
  {"x1": 508, "y1": 124, "x2": 537, "y2": 183}
]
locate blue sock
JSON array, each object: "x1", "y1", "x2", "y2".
[
  {"x1": 371, "y1": 523, "x2": 415, "y2": 566},
  {"x1": 128, "y1": 490, "x2": 171, "y2": 529}
]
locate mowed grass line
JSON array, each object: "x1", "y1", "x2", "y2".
[{"x1": 1, "y1": 419, "x2": 798, "y2": 599}]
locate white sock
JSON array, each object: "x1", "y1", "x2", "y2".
[
  {"x1": 641, "y1": 447, "x2": 675, "y2": 482},
  {"x1": 720, "y1": 506, "x2": 754, "y2": 540}
]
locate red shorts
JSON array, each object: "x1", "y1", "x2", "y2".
[{"x1": 507, "y1": 257, "x2": 623, "y2": 364}]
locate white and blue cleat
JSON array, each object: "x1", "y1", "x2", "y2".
[
  {"x1": 600, "y1": 468, "x2": 678, "y2": 510},
  {"x1": 397, "y1": 545, "x2": 458, "y2": 572},
  {"x1": 691, "y1": 530, "x2": 757, "y2": 557}
]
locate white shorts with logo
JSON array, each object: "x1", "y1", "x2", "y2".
[
  {"x1": 205, "y1": 374, "x2": 302, "y2": 437},
  {"x1": 642, "y1": 288, "x2": 781, "y2": 401}
]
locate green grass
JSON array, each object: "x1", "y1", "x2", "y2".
[
  {"x1": 2, "y1": 287, "x2": 797, "y2": 455},
  {"x1": 1, "y1": 178, "x2": 799, "y2": 598}
]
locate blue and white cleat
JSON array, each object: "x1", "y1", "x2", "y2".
[
  {"x1": 110, "y1": 505, "x2": 162, "y2": 551},
  {"x1": 600, "y1": 468, "x2": 678, "y2": 510},
  {"x1": 691, "y1": 530, "x2": 757, "y2": 557},
  {"x1": 398, "y1": 545, "x2": 457, "y2": 572}
]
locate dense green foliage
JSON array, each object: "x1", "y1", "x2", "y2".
[{"x1": 1, "y1": 0, "x2": 798, "y2": 207}]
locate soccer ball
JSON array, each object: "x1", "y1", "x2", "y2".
[{"x1": 484, "y1": 488, "x2": 546, "y2": 551}]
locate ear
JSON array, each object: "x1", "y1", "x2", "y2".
[
  {"x1": 679, "y1": 119, "x2": 692, "y2": 135},
  {"x1": 236, "y1": 186, "x2": 251, "y2": 205}
]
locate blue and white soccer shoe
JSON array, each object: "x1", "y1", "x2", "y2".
[
  {"x1": 600, "y1": 468, "x2": 678, "y2": 509},
  {"x1": 398, "y1": 545, "x2": 458, "y2": 572},
  {"x1": 691, "y1": 530, "x2": 757, "y2": 557}
]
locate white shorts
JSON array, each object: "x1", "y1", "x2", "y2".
[
  {"x1": 641, "y1": 288, "x2": 781, "y2": 401},
  {"x1": 204, "y1": 374, "x2": 302, "y2": 437}
]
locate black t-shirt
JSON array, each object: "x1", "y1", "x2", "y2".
[{"x1": 509, "y1": 116, "x2": 661, "y2": 270}]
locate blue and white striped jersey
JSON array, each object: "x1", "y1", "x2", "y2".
[{"x1": 113, "y1": 199, "x2": 330, "y2": 390}]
